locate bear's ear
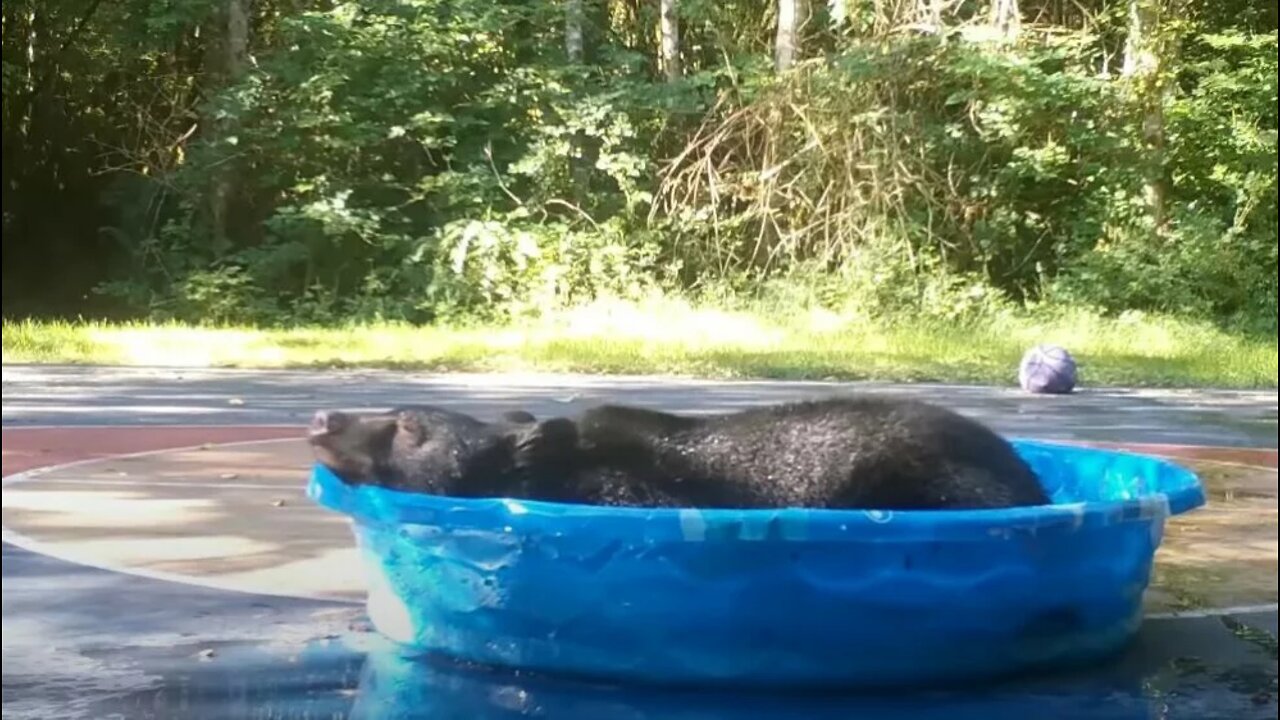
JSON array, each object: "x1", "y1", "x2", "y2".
[
  {"x1": 395, "y1": 411, "x2": 427, "y2": 442},
  {"x1": 501, "y1": 410, "x2": 538, "y2": 424},
  {"x1": 513, "y1": 418, "x2": 579, "y2": 468}
]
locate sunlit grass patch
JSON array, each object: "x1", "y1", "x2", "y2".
[{"x1": 4, "y1": 302, "x2": 1275, "y2": 389}]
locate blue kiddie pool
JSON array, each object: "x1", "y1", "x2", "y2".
[{"x1": 307, "y1": 440, "x2": 1206, "y2": 689}]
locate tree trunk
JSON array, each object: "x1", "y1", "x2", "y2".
[
  {"x1": 203, "y1": 0, "x2": 250, "y2": 251},
  {"x1": 828, "y1": 0, "x2": 847, "y2": 29},
  {"x1": 659, "y1": 0, "x2": 681, "y2": 82},
  {"x1": 565, "y1": 0, "x2": 584, "y2": 63},
  {"x1": 1123, "y1": 0, "x2": 1167, "y2": 229},
  {"x1": 564, "y1": 0, "x2": 588, "y2": 205},
  {"x1": 989, "y1": 0, "x2": 1020, "y2": 41},
  {"x1": 775, "y1": 0, "x2": 798, "y2": 72}
]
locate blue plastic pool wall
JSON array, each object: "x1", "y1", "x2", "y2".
[
  {"x1": 310, "y1": 440, "x2": 1204, "y2": 688},
  {"x1": 348, "y1": 515, "x2": 1158, "y2": 686}
]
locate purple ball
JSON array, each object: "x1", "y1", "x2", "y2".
[{"x1": 1019, "y1": 345, "x2": 1077, "y2": 394}]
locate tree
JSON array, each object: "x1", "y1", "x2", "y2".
[
  {"x1": 1123, "y1": 0, "x2": 1169, "y2": 227},
  {"x1": 565, "y1": 0, "x2": 584, "y2": 63},
  {"x1": 775, "y1": 0, "x2": 799, "y2": 72},
  {"x1": 659, "y1": 0, "x2": 681, "y2": 82},
  {"x1": 989, "y1": 0, "x2": 1020, "y2": 41},
  {"x1": 564, "y1": 0, "x2": 588, "y2": 202},
  {"x1": 202, "y1": 0, "x2": 251, "y2": 251}
]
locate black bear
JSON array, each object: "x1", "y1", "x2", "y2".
[
  {"x1": 572, "y1": 397, "x2": 1048, "y2": 510},
  {"x1": 307, "y1": 405, "x2": 696, "y2": 506},
  {"x1": 307, "y1": 406, "x2": 581, "y2": 500},
  {"x1": 307, "y1": 397, "x2": 1047, "y2": 510}
]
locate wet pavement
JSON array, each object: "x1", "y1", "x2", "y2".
[
  {"x1": 84, "y1": 624, "x2": 1280, "y2": 720},
  {"x1": 4, "y1": 540, "x2": 1276, "y2": 720},
  {"x1": 6, "y1": 535, "x2": 1276, "y2": 720},
  {"x1": 2, "y1": 365, "x2": 1277, "y2": 719}
]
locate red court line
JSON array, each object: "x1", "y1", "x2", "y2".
[{"x1": 2, "y1": 426, "x2": 299, "y2": 477}]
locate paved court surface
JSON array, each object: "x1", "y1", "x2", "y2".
[
  {"x1": 4, "y1": 365, "x2": 1276, "y2": 448},
  {"x1": 4, "y1": 433, "x2": 1276, "y2": 613},
  {"x1": 2, "y1": 365, "x2": 1277, "y2": 719}
]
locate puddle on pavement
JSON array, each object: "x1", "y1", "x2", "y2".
[
  {"x1": 1147, "y1": 459, "x2": 1278, "y2": 614},
  {"x1": 77, "y1": 616, "x2": 1277, "y2": 720}
]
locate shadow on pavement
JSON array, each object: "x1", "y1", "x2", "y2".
[{"x1": 81, "y1": 611, "x2": 1278, "y2": 720}]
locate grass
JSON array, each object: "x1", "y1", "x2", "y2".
[{"x1": 3, "y1": 298, "x2": 1276, "y2": 388}]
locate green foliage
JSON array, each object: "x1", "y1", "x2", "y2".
[
  {"x1": 657, "y1": 35, "x2": 1145, "y2": 316},
  {"x1": 1053, "y1": 27, "x2": 1278, "y2": 322},
  {"x1": 426, "y1": 216, "x2": 669, "y2": 321},
  {"x1": 3, "y1": 0, "x2": 1277, "y2": 333}
]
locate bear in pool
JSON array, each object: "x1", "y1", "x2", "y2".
[
  {"x1": 307, "y1": 405, "x2": 691, "y2": 507},
  {"x1": 308, "y1": 406, "x2": 581, "y2": 500},
  {"x1": 573, "y1": 397, "x2": 1048, "y2": 510},
  {"x1": 307, "y1": 397, "x2": 1048, "y2": 510}
]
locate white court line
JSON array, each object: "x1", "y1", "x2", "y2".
[
  {"x1": 1181, "y1": 460, "x2": 1280, "y2": 473},
  {"x1": 3, "y1": 430, "x2": 1277, "y2": 619},
  {"x1": 3, "y1": 436, "x2": 362, "y2": 606},
  {"x1": 9, "y1": 478, "x2": 298, "y2": 490},
  {"x1": 3, "y1": 423, "x2": 304, "y2": 430},
  {"x1": 1148, "y1": 603, "x2": 1278, "y2": 620}
]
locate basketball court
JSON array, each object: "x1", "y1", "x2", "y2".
[{"x1": 2, "y1": 366, "x2": 1276, "y2": 718}]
